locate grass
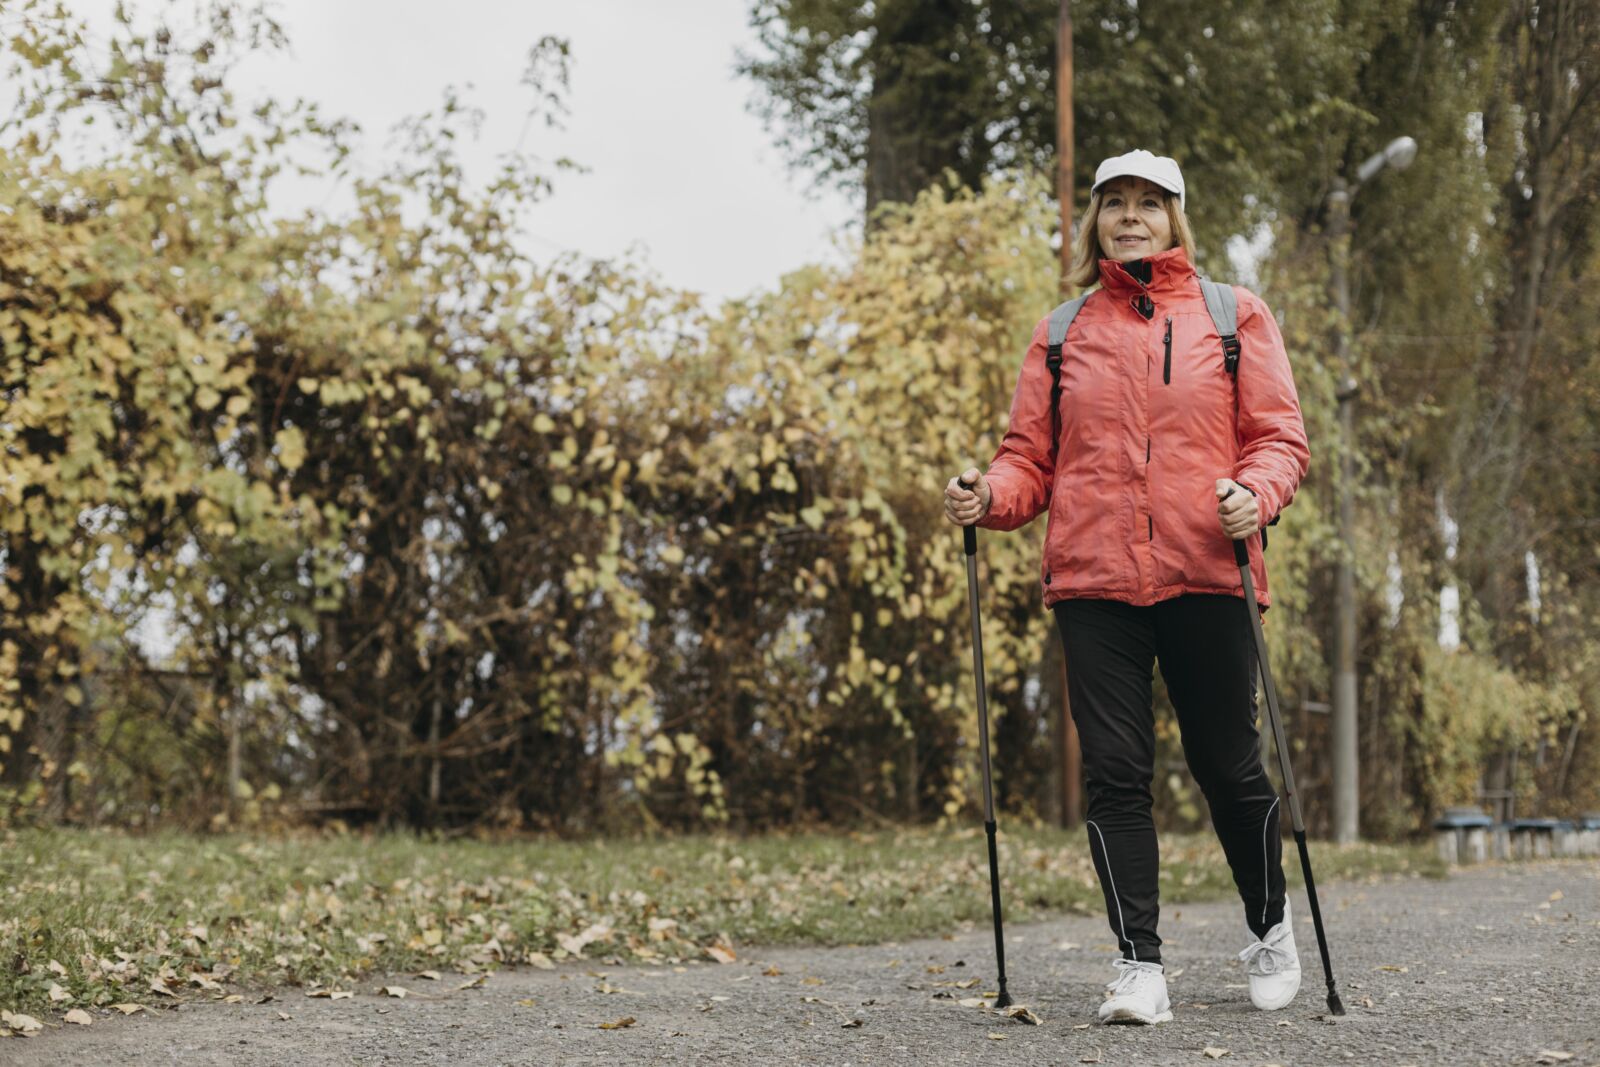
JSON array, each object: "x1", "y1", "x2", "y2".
[{"x1": 0, "y1": 824, "x2": 1443, "y2": 1021}]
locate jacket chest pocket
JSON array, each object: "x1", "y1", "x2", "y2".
[{"x1": 1153, "y1": 314, "x2": 1237, "y2": 447}]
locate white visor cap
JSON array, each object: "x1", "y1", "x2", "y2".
[{"x1": 1091, "y1": 149, "x2": 1185, "y2": 211}]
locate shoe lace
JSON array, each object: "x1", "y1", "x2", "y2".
[
  {"x1": 1106, "y1": 958, "x2": 1162, "y2": 996},
  {"x1": 1238, "y1": 935, "x2": 1295, "y2": 976}
]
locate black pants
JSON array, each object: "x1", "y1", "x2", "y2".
[{"x1": 1052, "y1": 595, "x2": 1286, "y2": 965}]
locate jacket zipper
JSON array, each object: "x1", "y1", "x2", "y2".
[{"x1": 1162, "y1": 316, "x2": 1173, "y2": 384}]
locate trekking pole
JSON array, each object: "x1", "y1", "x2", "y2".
[
  {"x1": 957, "y1": 474, "x2": 1014, "y2": 1009},
  {"x1": 1229, "y1": 528, "x2": 1346, "y2": 1017}
]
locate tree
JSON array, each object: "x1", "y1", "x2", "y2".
[{"x1": 742, "y1": 0, "x2": 1416, "y2": 246}]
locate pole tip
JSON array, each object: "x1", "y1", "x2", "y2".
[
  {"x1": 994, "y1": 989, "x2": 1014, "y2": 1010},
  {"x1": 1326, "y1": 989, "x2": 1346, "y2": 1016}
]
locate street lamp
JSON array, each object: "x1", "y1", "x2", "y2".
[{"x1": 1327, "y1": 135, "x2": 1416, "y2": 845}]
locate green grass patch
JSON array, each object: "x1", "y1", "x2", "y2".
[{"x1": 0, "y1": 825, "x2": 1442, "y2": 1020}]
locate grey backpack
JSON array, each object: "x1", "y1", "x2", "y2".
[{"x1": 1042, "y1": 277, "x2": 1276, "y2": 549}]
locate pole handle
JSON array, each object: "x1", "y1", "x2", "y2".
[
  {"x1": 1221, "y1": 486, "x2": 1252, "y2": 567},
  {"x1": 959, "y1": 474, "x2": 979, "y2": 556}
]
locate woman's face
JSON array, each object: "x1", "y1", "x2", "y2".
[{"x1": 1095, "y1": 176, "x2": 1175, "y2": 263}]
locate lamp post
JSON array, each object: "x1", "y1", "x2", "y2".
[{"x1": 1327, "y1": 135, "x2": 1416, "y2": 845}]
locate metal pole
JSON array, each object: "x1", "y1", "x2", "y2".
[
  {"x1": 1327, "y1": 177, "x2": 1360, "y2": 844},
  {"x1": 1232, "y1": 536, "x2": 1346, "y2": 1017},
  {"x1": 958, "y1": 477, "x2": 1013, "y2": 1008}
]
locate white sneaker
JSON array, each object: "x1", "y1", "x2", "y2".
[
  {"x1": 1097, "y1": 959, "x2": 1173, "y2": 1024},
  {"x1": 1239, "y1": 897, "x2": 1302, "y2": 1010}
]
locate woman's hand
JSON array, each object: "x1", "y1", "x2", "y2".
[
  {"x1": 1215, "y1": 478, "x2": 1260, "y2": 540},
  {"x1": 945, "y1": 468, "x2": 992, "y2": 526}
]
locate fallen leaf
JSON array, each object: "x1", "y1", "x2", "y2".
[
  {"x1": 1, "y1": 1011, "x2": 42, "y2": 1036},
  {"x1": 63, "y1": 1009, "x2": 93, "y2": 1026},
  {"x1": 223, "y1": 995, "x2": 243, "y2": 1004},
  {"x1": 1081, "y1": 1047, "x2": 1104, "y2": 1064},
  {"x1": 987, "y1": 1032, "x2": 1006, "y2": 1041},
  {"x1": 148, "y1": 978, "x2": 176, "y2": 998},
  {"x1": 47, "y1": 983, "x2": 72, "y2": 1003},
  {"x1": 110, "y1": 1004, "x2": 146, "y2": 1016},
  {"x1": 954, "y1": 977, "x2": 981, "y2": 989},
  {"x1": 516, "y1": 998, "x2": 537, "y2": 1007},
  {"x1": 1203, "y1": 1048, "x2": 1230, "y2": 1059},
  {"x1": 276, "y1": 1012, "x2": 291, "y2": 1021},
  {"x1": 557, "y1": 924, "x2": 613, "y2": 956},
  {"x1": 841, "y1": 1018, "x2": 864, "y2": 1029},
  {"x1": 1074, "y1": 1022, "x2": 1092, "y2": 1030},
  {"x1": 329, "y1": 991, "x2": 354, "y2": 1001},
  {"x1": 958, "y1": 997, "x2": 990, "y2": 1009},
  {"x1": 802, "y1": 977, "x2": 825, "y2": 986},
  {"x1": 416, "y1": 970, "x2": 441, "y2": 981},
  {"x1": 457, "y1": 976, "x2": 487, "y2": 990},
  {"x1": 381, "y1": 986, "x2": 409, "y2": 999},
  {"x1": 597, "y1": 1016, "x2": 636, "y2": 1030},
  {"x1": 1376, "y1": 965, "x2": 1408, "y2": 973},
  {"x1": 762, "y1": 966, "x2": 782, "y2": 977},
  {"x1": 528, "y1": 952, "x2": 555, "y2": 971},
  {"x1": 1538, "y1": 1053, "x2": 1575, "y2": 1064},
  {"x1": 706, "y1": 945, "x2": 737, "y2": 965},
  {"x1": 1549, "y1": 890, "x2": 1565, "y2": 902},
  {"x1": 1001, "y1": 1005, "x2": 1042, "y2": 1025}
]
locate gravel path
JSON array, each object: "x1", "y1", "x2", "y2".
[{"x1": 6, "y1": 860, "x2": 1596, "y2": 1066}]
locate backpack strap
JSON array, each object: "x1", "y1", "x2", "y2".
[
  {"x1": 1196, "y1": 279, "x2": 1280, "y2": 550},
  {"x1": 1198, "y1": 275, "x2": 1278, "y2": 550},
  {"x1": 1198, "y1": 277, "x2": 1242, "y2": 377},
  {"x1": 1045, "y1": 293, "x2": 1093, "y2": 468}
]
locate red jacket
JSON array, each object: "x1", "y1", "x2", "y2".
[{"x1": 977, "y1": 245, "x2": 1309, "y2": 610}]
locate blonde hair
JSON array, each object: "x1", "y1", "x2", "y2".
[{"x1": 1064, "y1": 185, "x2": 1198, "y2": 290}]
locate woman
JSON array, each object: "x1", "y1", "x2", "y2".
[{"x1": 943, "y1": 149, "x2": 1311, "y2": 1025}]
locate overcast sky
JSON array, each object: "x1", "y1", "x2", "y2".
[{"x1": 69, "y1": 0, "x2": 862, "y2": 308}]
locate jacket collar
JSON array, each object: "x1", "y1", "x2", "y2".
[{"x1": 1097, "y1": 244, "x2": 1198, "y2": 298}]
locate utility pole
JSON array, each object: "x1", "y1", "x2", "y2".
[
  {"x1": 1054, "y1": 0, "x2": 1081, "y2": 827},
  {"x1": 1057, "y1": 0, "x2": 1075, "y2": 293}
]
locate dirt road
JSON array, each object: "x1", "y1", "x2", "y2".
[{"x1": 6, "y1": 860, "x2": 1596, "y2": 1066}]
